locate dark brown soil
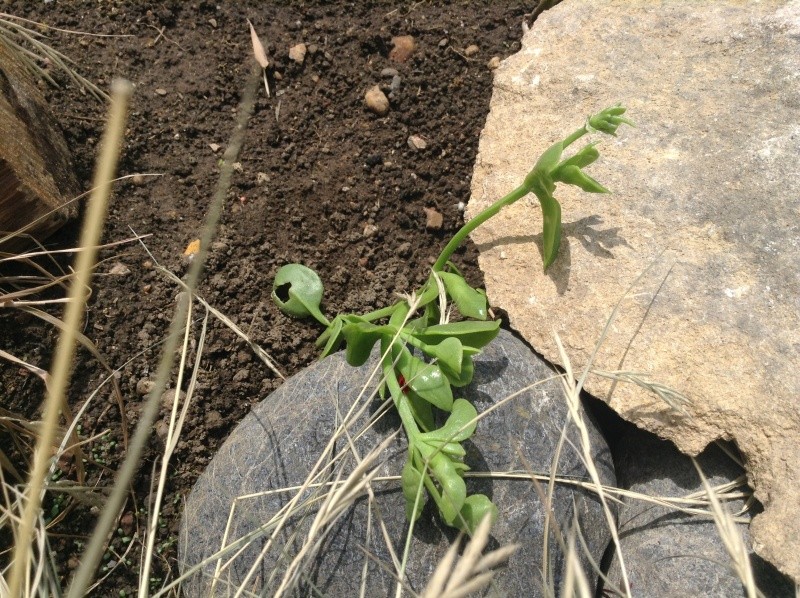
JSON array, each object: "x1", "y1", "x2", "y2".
[{"x1": 1, "y1": 1, "x2": 537, "y2": 594}]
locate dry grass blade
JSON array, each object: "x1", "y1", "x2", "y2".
[
  {"x1": 421, "y1": 514, "x2": 518, "y2": 598},
  {"x1": 0, "y1": 12, "x2": 107, "y2": 101},
  {"x1": 6, "y1": 78, "x2": 132, "y2": 597},
  {"x1": 66, "y1": 67, "x2": 261, "y2": 598},
  {"x1": 247, "y1": 18, "x2": 270, "y2": 97},
  {"x1": 693, "y1": 459, "x2": 764, "y2": 598}
]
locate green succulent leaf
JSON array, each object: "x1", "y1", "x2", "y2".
[
  {"x1": 440, "y1": 353, "x2": 475, "y2": 387},
  {"x1": 437, "y1": 271, "x2": 488, "y2": 320},
  {"x1": 397, "y1": 350, "x2": 454, "y2": 411},
  {"x1": 407, "y1": 392, "x2": 436, "y2": 432},
  {"x1": 424, "y1": 337, "x2": 463, "y2": 375},
  {"x1": 587, "y1": 104, "x2": 634, "y2": 136},
  {"x1": 401, "y1": 459, "x2": 425, "y2": 522},
  {"x1": 429, "y1": 452, "x2": 467, "y2": 526},
  {"x1": 341, "y1": 321, "x2": 391, "y2": 367},
  {"x1": 556, "y1": 141, "x2": 600, "y2": 170},
  {"x1": 539, "y1": 193, "x2": 562, "y2": 271},
  {"x1": 272, "y1": 264, "x2": 328, "y2": 324},
  {"x1": 423, "y1": 398, "x2": 478, "y2": 443},
  {"x1": 551, "y1": 164, "x2": 609, "y2": 194},
  {"x1": 533, "y1": 140, "x2": 564, "y2": 174},
  {"x1": 415, "y1": 320, "x2": 501, "y2": 350},
  {"x1": 458, "y1": 495, "x2": 498, "y2": 535}
]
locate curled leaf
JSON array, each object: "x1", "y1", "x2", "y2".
[{"x1": 272, "y1": 264, "x2": 328, "y2": 324}]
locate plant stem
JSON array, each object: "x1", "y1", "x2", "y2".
[
  {"x1": 360, "y1": 304, "x2": 398, "y2": 323},
  {"x1": 433, "y1": 181, "x2": 531, "y2": 272},
  {"x1": 432, "y1": 123, "x2": 592, "y2": 273}
]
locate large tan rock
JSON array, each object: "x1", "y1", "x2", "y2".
[{"x1": 467, "y1": 0, "x2": 800, "y2": 583}]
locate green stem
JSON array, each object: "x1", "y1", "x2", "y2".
[
  {"x1": 360, "y1": 304, "x2": 399, "y2": 323},
  {"x1": 561, "y1": 124, "x2": 588, "y2": 150},
  {"x1": 432, "y1": 123, "x2": 592, "y2": 273},
  {"x1": 433, "y1": 183, "x2": 531, "y2": 272}
]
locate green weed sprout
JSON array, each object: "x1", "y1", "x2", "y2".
[{"x1": 272, "y1": 105, "x2": 631, "y2": 534}]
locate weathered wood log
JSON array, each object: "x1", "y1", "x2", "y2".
[{"x1": 0, "y1": 36, "x2": 79, "y2": 251}]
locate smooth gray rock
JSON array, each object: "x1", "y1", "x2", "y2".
[
  {"x1": 603, "y1": 428, "x2": 794, "y2": 597},
  {"x1": 179, "y1": 330, "x2": 616, "y2": 596}
]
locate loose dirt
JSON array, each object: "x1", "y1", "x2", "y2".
[{"x1": 1, "y1": 1, "x2": 536, "y2": 593}]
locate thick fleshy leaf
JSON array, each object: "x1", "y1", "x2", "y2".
[
  {"x1": 533, "y1": 140, "x2": 564, "y2": 174},
  {"x1": 401, "y1": 459, "x2": 425, "y2": 522},
  {"x1": 556, "y1": 141, "x2": 600, "y2": 170},
  {"x1": 587, "y1": 104, "x2": 633, "y2": 136},
  {"x1": 424, "y1": 398, "x2": 478, "y2": 443},
  {"x1": 415, "y1": 320, "x2": 500, "y2": 351},
  {"x1": 552, "y1": 164, "x2": 609, "y2": 194},
  {"x1": 407, "y1": 392, "x2": 435, "y2": 432},
  {"x1": 459, "y1": 494, "x2": 498, "y2": 535},
  {"x1": 341, "y1": 322, "x2": 390, "y2": 366},
  {"x1": 440, "y1": 354, "x2": 474, "y2": 387},
  {"x1": 429, "y1": 452, "x2": 466, "y2": 526},
  {"x1": 317, "y1": 317, "x2": 344, "y2": 357},
  {"x1": 437, "y1": 271, "x2": 488, "y2": 320},
  {"x1": 539, "y1": 194, "x2": 562, "y2": 270},
  {"x1": 424, "y1": 337, "x2": 463, "y2": 374},
  {"x1": 397, "y1": 350, "x2": 454, "y2": 411},
  {"x1": 272, "y1": 264, "x2": 327, "y2": 323}
]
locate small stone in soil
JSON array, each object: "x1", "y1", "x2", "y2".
[
  {"x1": 438, "y1": 37, "x2": 448, "y2": 48},
  {"x1": 389, "y1": 35, "x2": 416, "y2": 63},
  {"x1": 109, "y1": 262, "x2": 131, "y2": 276},
  {"x1": 423, "y1": 207, "x2": 443, "y2": 230},
  {"x1": 464, "y1": 44, "x2": 480, "y2": 57},
  {"x1": 160, "y1": 388, "x2": 186, "y2": 411},
  {"x1": 380, "y1": 67, "x2": 399, "y2": 78},
  {"x1": 209, "y1": 143, "x2": 221, "y2": 153},
  {"x1": 363, "y1": 223, "x2": 378, "y2": 237},
  {"x1": 136, "y1": 378, "x2": 155, "y2": 396},
  {"x1": 407, "y1": 135, "x2": 427, "y2": 150},
  {"x1": 390, "y1": 75, "x2": 401, "y2": 96},
  {"x1": 289, "y1": 42, "x2": 307, "y2": 64},
  {"x1": 364, "y1": 86, "x2": 389, "y2": 115},
  {"x1": 487, "y1": 56, "x2": 501, "y2": 69},
  {"x1": 155, "y1": 87, "x2": 167, "y2": 96}
]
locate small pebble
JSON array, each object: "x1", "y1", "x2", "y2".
[
  {"x1": 155, "y1": 420, "x2": 169, "y2": 442},
  {"x1": 205, "y1": 410, "x2": 224, "y2": 429},
  {"x1": 407, "y1": 135, "x2": 427, "y2": 150},
  {"x1": 209, "y1": 143, "x2": 221, "y2": 153},
  {"x1": 381, "y1": 67, "x2": 399, "y2": 78},
  {"x1": 160, "y1": 388, "x2": 185, "y2": 411},
  {"x1": 136, "y1": 378, "x2": 155, "y2": 396},
  {"x1": 363, "y1": 224, "x2": 378, "y2": 237},
  {"x1": 390, "y1": 74, "x2": 402, "y2": 95},
  {"x1": 423, "y1": 207, "x2": 444, "y2": 230},
  {"x1": 397, "y1": 242, "x2": 412, "y2": 257},
  {"x1": 389, "y1": 35, "x2": 416, "y2": 63},
  {"x1": 256, "y1": 172, "x2": 269, "y2": 185},
  {"x1": 155, "y1": 87, "x2": 167, "y2": 96},
  {"x1": 487, "y1": 56, "x2": 501, "y2": 70},
  {"x1": 131, "y1": 173, "x2": 147, "y2": 185},
  {"x1": 208, "y1": 18, "x2": 217, "y2": 28},
  {"x1": 109, "y1": 262, "x2": 131, "y2": 276},
  {"x1": 289, "y1": 42, "x2": 307, "y2": 64},
  {"x1": 464, "y1": 44, "x2": 480, "y2": 57},
  {"x1": 364, "y1": 85, "x2": 389, "y2": 115},
  {"x1": 438, "y1": 38, "x2": 449, "y2": 48}
]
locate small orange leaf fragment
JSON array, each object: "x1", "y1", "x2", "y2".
[{"x1": 183, "y1": 239, "x2": 200, "y2": 256}]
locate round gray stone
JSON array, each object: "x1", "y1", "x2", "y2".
[
  {"x1": 179, "y1": 329, "x2": 615, "y2": 596},
  {"x1": 603, "y1": 428, "x2": 794, "y2": 597}
]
